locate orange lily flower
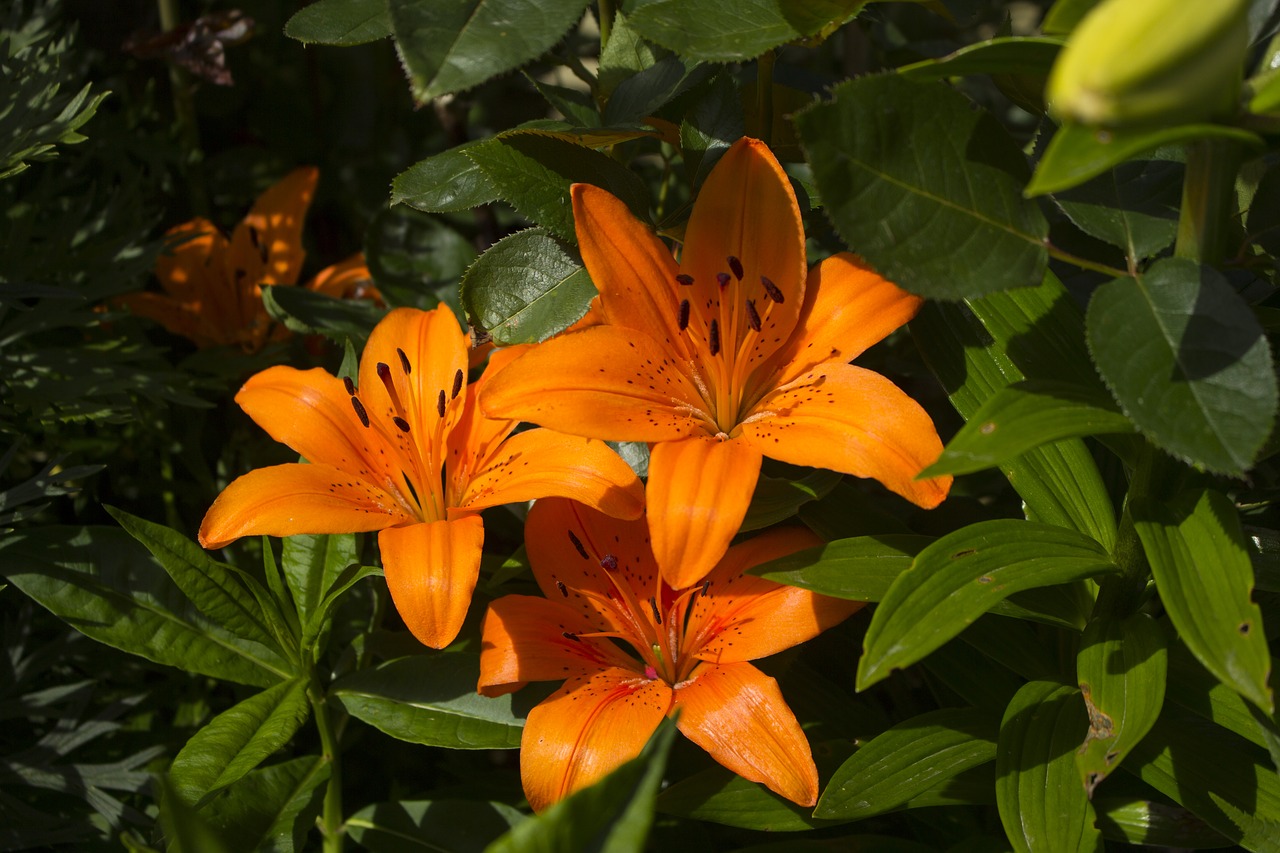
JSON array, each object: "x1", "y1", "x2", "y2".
[
  {"x1": 481, "y1": 138, "x2": 951, "y2": 588},
  {"x1": 479, "y1": 498, "x2": 860, "y2": 812},
  {"x1": 121, "y1": 167, "x2": 376, "y2": 351},
  {"x1": 199, "y1": 306, "x2": 644, "y2": 647}
]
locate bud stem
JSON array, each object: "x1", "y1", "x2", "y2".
[{"x1": 1175, "y1": 139, "x2": 1240, "y2": 266}]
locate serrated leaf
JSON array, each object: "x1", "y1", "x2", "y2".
[
  {"x1": 797, "y1": 75, "x2": 1048, "y2": 299},
  {"x1": 465, "y1": 133, "x2": 651, "y2": 241},
  {"x1": 626, "y1": 0, "x2": 866, "y2": 62},
  {"x1": 333, "y1": 652, "x2": 530, "y2": 748},
  {"x1": 285, "y1": 0, "x2": 392, "y2": 45},
  {"x1": 170, "y1": 678, "x2": 312, "y2": 806},
  {"x1": 1075, "y1": 612, "x2": 1168, "y2": 793},
  {"x1": 996, "y1": 681, "x2": 1101, "y2": 853},
  {"x1": 898, "y1": 36, "x2": 1063, "y2": 79},
  {"x1": 391, "y1": 143, "x2": 501, "y2": 213},
  {"x1": 197, "y1": 756, "x2": 330, "y2": 853},
  {"x1": 460, "y1": 227, "x2": 597, "y2": 344},
  {"x1": 1, "y1": 525, "x2": 288, "y2": 687},
  {"x1": 486, "y1": 717, "x2": 677, "y2": 853},
  {"x1": 602, "y1": 54, "x2": 709, "y2": 125},
  {"x1": 1027, "y1": 122, "x2": 1264, "y2": 196},
  {"x1": 388, "y1": 0, "x2": 590, "y2": 103},
  {"x1": 923, "y1": 380, "x2": 1134, "y2": 478},
  {"x1": 857, "y1": 520, "x2": 1118, "y2": 689},
  {"x1": 365, "y1": 206, "x2": 477, "y2": 308},
  {"x1": 816, "y1": 707, "x2": 999, "y2": 819},
  {"x1": 347, "y1": 800, "x2": 524, "y2": 853},
  {"x1": 1087, "y1": 259, "x2": 1277, "y2": 475},
  {"x1": 1052, "y1": 157, "x2": 1181, "y2": 261},
  {"x1": 1132, "y1": 489, "x2": 1273, "y2": 712}
]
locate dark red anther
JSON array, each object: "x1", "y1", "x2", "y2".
[
  {"x1": 701, "y1": 579, "x2": 711, "y2": 596},
  {"x1": 393, "y1": 416, "x2": 411, "y2": 433},
  {"x1": 708, "y1": 319, "x2": 720, "y2": 356},
  {"x1": 678, "y1": 299, "x2": 691, "y2": 331},
  {"x1": 716, "y1": 272, "x2": 731, "y2": 288},
  {"x1": 676, "y1": 273, "x2": 694, "y2": 286},
  {"x1": 376, "y1": 362, "x2": 393, "y2": 386},
  {"x1": 761, "y1": 276, "x2": 784, "y2": 304},
  {"x1": 397, "y1": 347, "x2": 412, "y2": 374},
  {"x1": 350, "y1": 396, "x2": 370, "y2": 428},
  {"x1": 745, "y1": 299, "x2": 762, "y2": 332},
  {"x1": 649, "y1": 597, "x2": 663, "y2": 624},
  {"x1": 436, "y1": 389, "x2": 446, "y2": 418},
  {"x1": 451, "y1": 369, "x2": 464, "y2": 400},
  {"x1": 568, "y1": 530, "x2": 589, "y2": 559},
  {"x1": 562, "y1": 631, "x2": 581, "y2": 642},
  {"x1": 727, "y1": 255, "x2": 744, "y2": 280},
  {"x1": 600, "y1": 554, "x2": 619, "y2": 572},
  {"x1": 557, "y1": 580, "x2": 568, "y2": 598},
  {"x1": 343, "y1": 376, "x2": 355, "y2": 396}
]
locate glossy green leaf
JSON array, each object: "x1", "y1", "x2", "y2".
[
  {"x1": 285, "y1": 0, "x2": 392, "y2": 45},
  {"x1": 461, "y1": 227, "x2": 597, "y2": 345},
  {"x1": 333, "y1": 652, "x2": 528, "y2": 748},
  {"x1": 364, "y1": 206, "x2": 477, "y2": 308},
  {"x1": 1133, "y1": 489, "x2": 1273, "y2": 711},
  {"x1": 169, "y1": 678, "x2": 312, "y2": 806},
  {"x1": 1053, "y1": 158, "x2": 1182, "y2": 261},
  {"x1": 1, "y1": 525, "x2": 288, "y2": 687},
  {"x1": 912, "y1": 268, "x2": 1117, "y2": 550},
  {"x1": 304, "y1": 563, "x2": 381, "y2": 650},
  {"x1": 391, "y1": 143, "x2": 501, "y2": 213},
  {"x1": 280, "y1": 533, "x2": 357, "y2": 636},
  {"x1": 923, "y1": 380, "x2": 1133, "y2": 478},
  {"x1": 388, "y1": 0, "x2": 590, "y2": 103},
  {"x1": 1075, "y1": 612, "x2": 1167, "y2": 792},
  {"x1": 487, "y1": 717, "x2": 676, "y2": 853},
  {"x1": 680, "y1": 72, "x2": 744, "y2": 189},
  {"x1": 898, "y1": 36, "x2": 1063, "y2": 79},
  {"x1": 996, "y1": 681, "x2": 1101, "y2": 853},
  {"x1": 858, "y1": 521, "x2": 1117, "y2": 689},
  {"x1": 1126, "y1": 705, "x2": 1280, "y2": 849},
  {"x1": 1165, "y1": 641, "x2": 1280, "y2": 759},
  {"x1": 602, "y1": 54, "x2": 709, "y2": 126},
  {"x1": 796, "y1": 75, "x2": 1047, "y2": 299},
  {"x1": 347, "y1": 800, "x2": 523, "y2": 853},
  {"x1": 656, "y1": 767, "x2": 841, "y2": 832},
  {"x1": 751, "y1": 534, "x2": 931, "y2": 600},
  {"x1": 816, "y1": 708, "x2": 999, "y2": 819},
  {"x1": 1027, "y1": 122, "x2": 1263, "y2": 196},
  {"x1": 1094, "y1": 796, "x2": 1231, "y2": 849},
  {"x1": 197, "y1": 756, "x2": 330, "y2": 853},
  {"x1": 740, "y1": 468, "x2": 843, "y2": 533},
  {"x1": 625, "y1": 0, "x2": 865, "y2": 62},
  {"x1": 465, "y1": 132, "x2": 651, "y2": 242},
  {"x1": 1087, "y1": 259, "x2": 1277, "y2": 475},
  {"x1": 262, "y1": 285, "x2": 385, "y2": 345}
]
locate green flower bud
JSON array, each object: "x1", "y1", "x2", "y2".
[{"x1": 1046, "y1": 0, "x2": 1249, "y2": 127}]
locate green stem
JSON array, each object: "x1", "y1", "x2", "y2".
[
  {"x1": 598, "y1": 0, "x2": 614, "y2": 52},
  {"x1": 1174, "y1": 139, "x2": 1240, "y2": 266},
  {"x1": 157, "y1": 0, "x2": 209, "y2": 216},
  {"x1": 755, "y1": 50, "x2": 776, "y2": 147},
  {"x1": 1044, "y1": 242, "x2": 1129, "y2": 279},
  {"x1": 310, "y1": 680, "x2": 344, "y2": 853}
]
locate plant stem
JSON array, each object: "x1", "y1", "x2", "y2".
[
  {"x1": 310, "y1": 680, "x2": 344, "y2": 853},
  {"x1": 157, "y1": 0, "x2": 209, "y2": 215},
  {"x1": 756, "y1": 50, "x2": 776, "y2": 147},
  {"x1": 598, "y1": 0, "x2": 614, "y2": 52},
  {"x1": 1044, "y1": 242, "x2": 1129, "y2": 279},
  {"x1": 1175, "y1": 139, "x2": 1240, "y2": 266}
]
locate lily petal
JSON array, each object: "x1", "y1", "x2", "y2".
[
  {"x1": 521, "y1": 667, "x2": 673, "y2": 812},
  {"x1": 478, "y1": 595, "x2": 637, "y2": 697},
  {"x1": 647, "y1": 436, "x2": 762, "y2": 589},
  {"x1": 460, "y1": 429, "x2": 643, "y2": 520},
  {"x1": 740, "y1": 364, "x2": 951, "y2": 509},
  {"x1": 117, "y1": 292, "x2": 219, "y2": 349},
  {"x1": 379, "y1": 515, "x2": 484, "y2": 649},
  {"x1": 686, "y1": 526, "x2": 862, "y2": 664},
  {"x1": 480, "y1": 325, "x2": 708, "y2": 443},
  {"x1": 572, "y1": 183, "x2": 691, "y2": 358},
  {"x1": 674, "y1": 661, "x2": 818, "y2": 807},
  {"x1": 227, "y1": 166, "x2": 317, "y2": 288},
  {"x1": 199, "y1": 462, "x2": 412, "y2": 548},
  {"x1": 306, "y1": 252, "x2": 376, "y2": 301},
  {"x1": 359, "y1": 305, "x2": 469, "y2": 440}
]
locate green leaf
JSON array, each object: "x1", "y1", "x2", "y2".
[
  {"x1": 679, "y1": 72, "x2": 744, "y2": 189},
  {"x1": 1126, "y1": 705, "x2": 1280, "y2": 849},
  {"x1": 1088, "y1": 259, "x2": 1277, "y2": 475},
  {"x1": 388, "y1": 0, "x2": 591, "y2": 103},
  {"x1": 262, "y1": 285, "x2": 386, "y2": 345},
  {"x1": 657, "y1": 766, "x2": 843, "y2": 831},
  {"x1": 898, "y1": 36, "x2": 1063, "y2": 79},
  {"x1": 911, "y1": 274, "x2": 1120, "y2": 550},
  {"x1": 1074, "y1": 612, "x2": 1167, "y2": 793},
  {"x1": 740, "y1": 468, "x2": 843, "y2": 533},
  {"x1": 1132, "y1": 489, "x2": 1274, "y2": 711},
  {"x1": 626, "y1": 0, "x2": 865, "y2": 62},
  {"x1": 1027, "y1": 122, "x2": 1264, "y2": 196},
  {"x1": 304, "y1": 563, "x2": 381, "y2": 650},
  {"x1": 461, "y1": 227, "x2": 597, "y2": 344},
  {"x1": 1245, "y1": 160, "x2": 1280, "y2": 257},
  {"x1": 857, "y1": 520, "x2": 1118, "y2": 690},
  {"x1": 486, "y1": 717, "x2": 677, "y2": 853},
  {"x1": 465, "y1": 132, "x2": 652, "y2": 242},
  {"x1": 280, "y1": 533, "x2": 358, "y2": 637},
  {"x1": 391, "y1": 143, "x2": 501, "y2": 213},
  {"x1": 169, "y1": 678, "x2": 312, "y2": 806},
  {"x1": 796, "y1": 75, "x2": 1048, "y2": 299},
  {"x1": 285, "y1": 0, "x2": 392, "y2": 45},
  {"x1": 1165, "y1": 640, "x2": 1280, "y2": 761},
  {"x1": 347, "y1": 800, "x2": 524, "y2": 852},
  {"x1": 1094, "y1": 796, "x2": 1231, "y2": 849},
  {"x1": 1, "y1": 525, "x2": 287, "y2": 687},
  {"x1": 197, "y1": 756, "x2": 330, "y2": 853},
  {"x1": 922, "y1": 380, "x2": 1134, "y2": 478},
  {"x1": 815, "y1": 707, "x2": 999, "y2": 819},
  {"x1": 333, "y1": 652, "x2": 529, "y2": 748},
  {"x1": 1040, "y1": 0, "x2": 1101, "y2": 34},
  {"x1": 603, "y1": 54, "x2": 709, "y2": 125},
  {"x1": 996, "y1": 681, "x2": 1101, "y2": 853},
  {"x1": 365, "y1": 206, "x2": 478, "y2": 308},
  {"x1": 1053, "y1": 157, "x2": 1182, "y2": 261},
  {"x1": 750, "y1": 534, "x2": 931, "y2": 601},
  {"x1": 157, "y1": 774, "x2": 237, "y2": 853}
]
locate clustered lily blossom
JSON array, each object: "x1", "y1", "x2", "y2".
[
  {"x1": 200, "y1": 137, "x2": 950, "y2": 811},
  {"x1": 121, "y1": 167, "x2": 375, "y2": 351}
]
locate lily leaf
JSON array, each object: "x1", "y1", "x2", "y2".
[
  {"x1": 347, "y1": 800, "x2": 524, "y2": 852},
  {"x1": 196, "y1": 756, "x2": 330, "y2": 853}
]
